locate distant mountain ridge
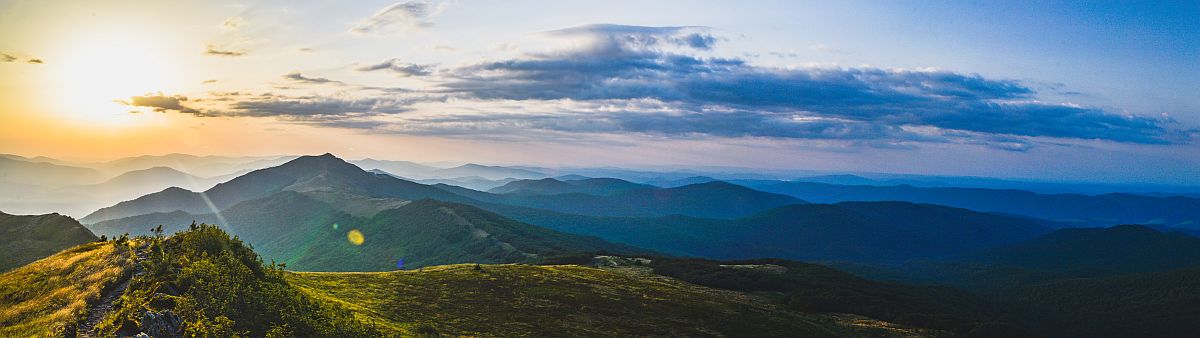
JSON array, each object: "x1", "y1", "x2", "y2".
[
  {"x1": 0, "y1": 156, "x2": 106, "y2": 186},
  {"x1": 448, "y1": 180, "x2": 803, "y2": 219},
  {"x1": 488, "y1": 177, "x2": 654, "y2": 196},
  {"x1": 748, "y1": 181, "x2": 1200, "y2": 227},
  {"x1": 352, "y1": 159, "x2": 546, "y2": 180}
]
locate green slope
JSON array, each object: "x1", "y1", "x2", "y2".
[
  {"x1": 481, "y1": 201, "x2": 1048, "y2": 264},
  {"x1": 288, "y1": 264, "x2": 943, "y2": 337},
  {"x1": 0, "y1": 211, "x2": 99, "y2": 271},
  {"x1": 998, "y1": 267, "x2": 1200, "y2": 338},
  {"x1": 640, "y1": 257, "x2": 1020, "y2": 336}
]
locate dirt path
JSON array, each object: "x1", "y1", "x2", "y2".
[{"x1": 77, "y1": 243, "x2": 147, "y2": 338}]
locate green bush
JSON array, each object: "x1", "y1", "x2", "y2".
[{"x1": 97, "y1": 223, "x2": 385, "y2": 337}]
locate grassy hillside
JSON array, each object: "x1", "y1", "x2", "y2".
[
  {"x1": 0, "y1": 241, "x2": 134, "y2": 336},
  {"x1": 640, "y1": 257, "x2": 1020, "y2": 336},
  {"x1": 288, "y1": 264, "x2": 942, "y2": 337},
  {"x1": 0, "y1": 211, "x2": 99, "y2": 271},
  {"x1": 6, "y1": 223, "x2": 934, "y2": 337}
]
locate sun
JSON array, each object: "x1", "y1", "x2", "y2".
[{"x1": 48, "y1": 32, "x2": 180, "y2": 126}]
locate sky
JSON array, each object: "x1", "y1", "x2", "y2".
[{"x1": 0, "y1": 0, "x2": 1197, "y2": 184}]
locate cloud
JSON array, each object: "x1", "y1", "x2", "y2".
[
  {"x1": 202, "y1": 79, "x2": 218, "y2": 84},
  {"x1": 222, "y1": 16, "x2": 247, "y2": 31},
  {"x1": 166, "y1": 23, "x2": 1191, "y2": 151},
  {"x1": 229, "y1": 94, "x2": 412, "y2": 117},
  {"x1": 190, "y1": 92, "x2": 446, "y2": 130},
  {"x1": 118, "y1": 93, "x2": 201, "y2": 114},
  {"x1": 350, "y1": 1, "x2": 440, "y2": 35},
  {"x1": 282, "y1": 72, "x2": 343, "y2": 85},
  {"x1": 429, "y1": 24, "x2": 1188, "y2": 147},
  {"x1": 204, "y1": 44, "x2": 246, "y2": 57},
  {"x1": 545, "y1": 24, "x2": 719, "y2": 51},
  {"x1": 356, "y1": 58, "x2": 434, "y2": 76},
  {"x1": 2, "y1": 52, "x2": 42, "y2": 64}
]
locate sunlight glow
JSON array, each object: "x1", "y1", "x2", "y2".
[{"x1": 47, "y1": 32, "x2": 179, "y2": 126}]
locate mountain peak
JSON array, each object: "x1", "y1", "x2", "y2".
[
  {"x1": 279, "y1": 153, "x2": 355, "y2": 170},
  {"x1": 160, "y1": 186, "x2": 195, "y2": 194}
]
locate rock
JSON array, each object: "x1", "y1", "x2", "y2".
[{"x1": 139, "y1": 310, "x2": 182, "y2": 338}]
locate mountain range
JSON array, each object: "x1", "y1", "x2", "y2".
[
  {"x1": 83, "y1": 154, "x2": 1061, "y2": 268},
  {"x1": 487, "y1": 177, "x2": 655, "y2": 195},
  {"x1": 81, "y1": 154, "x2": 639, "y2": 271},
  {"x1": 746, "y1": 181, "x2": 1200, "y2": 227}
]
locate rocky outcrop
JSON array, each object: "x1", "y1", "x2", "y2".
[{"x1": 138, "y1": 310, "x2": 182, "y2": 338}]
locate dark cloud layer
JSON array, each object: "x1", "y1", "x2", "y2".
[
  {"x1": 227, "y1": 94, "x2": 414, "y2": 117},
  {"x1": 431, "y1": 24, "x2": 1187, "y2": 146},
  {"x1": 196, "y1": 91, "x2": 446, "y2": 128}
]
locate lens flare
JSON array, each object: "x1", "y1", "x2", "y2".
[
  {"x1": 347, "y1": 229, "x2": 364, "y2": 245},
  {"x1": 332, "y1": 223, "x2": 340, "y2": 230}
]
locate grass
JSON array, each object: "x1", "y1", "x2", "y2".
[
  {"x1": 0, "y1": 241, "x2": 134, "y2": 337},
  {"x1": 289, "y1": 264, "x2": 945, "y2": 337}
]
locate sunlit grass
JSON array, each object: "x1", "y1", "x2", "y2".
[
  {"x1": 289, "y1": 264, "x2": 938, "y2": 337},
  {"x1": 0, "y1": 242, "x2": 134, "y2": 337}
]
